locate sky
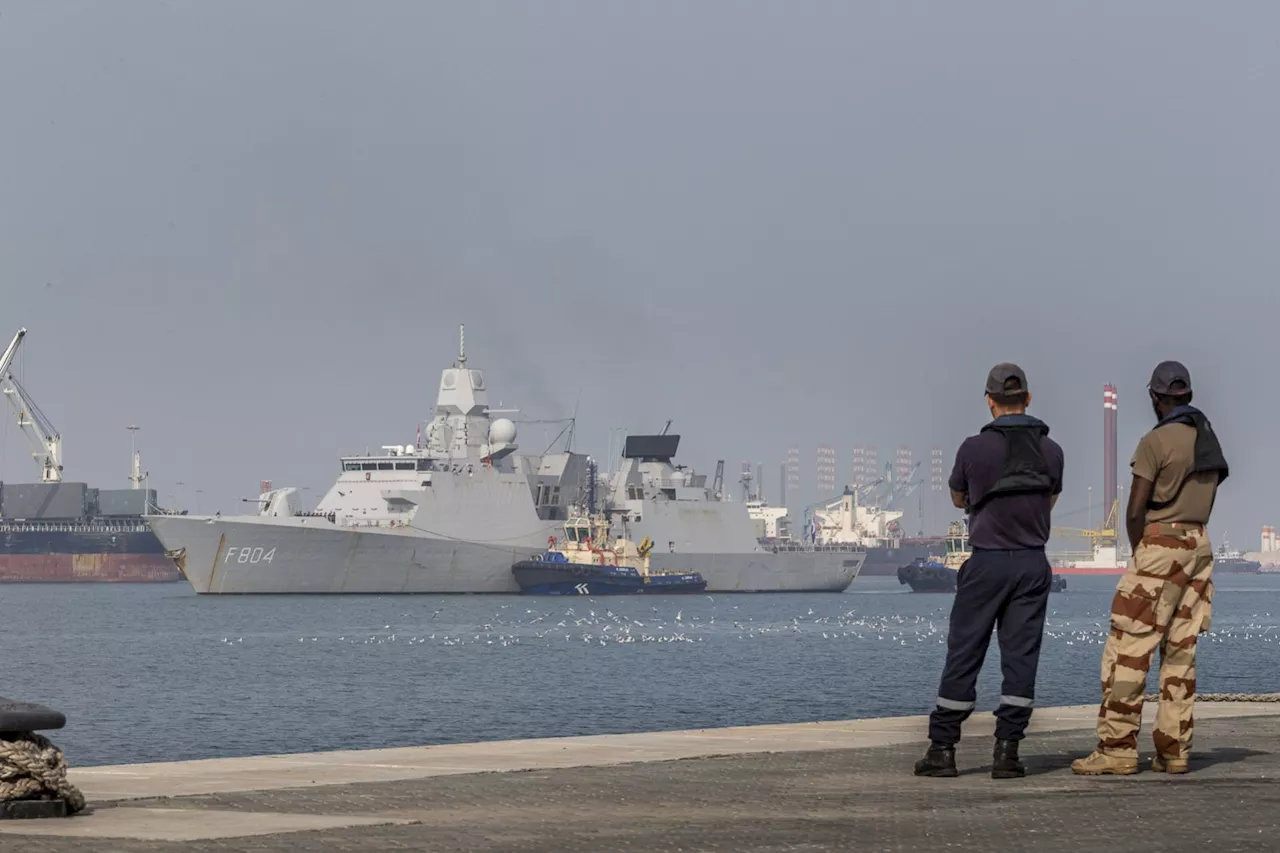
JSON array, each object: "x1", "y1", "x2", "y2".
[{"x1": 1, "y1": 2, "x2": 1276, "y2": 546}]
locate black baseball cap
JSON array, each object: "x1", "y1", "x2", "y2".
[
  {"x1": 1148, "y1": 361, "x2": 1191, "y2": 395},
  {"x1": 985, "y1": 363, "x2": 1028, "y2": 396}
]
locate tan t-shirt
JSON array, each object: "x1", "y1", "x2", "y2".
[{"x1": 1131, "y1": 422, "x2": 1219, "y2": 524}]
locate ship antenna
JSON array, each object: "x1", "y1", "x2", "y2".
[{"x1": 457, "y1": 324, "x2": 466, "y2": 366}]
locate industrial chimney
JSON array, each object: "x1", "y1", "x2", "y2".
[{"x1": 1103, "y1": 385, "x2": 1118, "y2": 524}]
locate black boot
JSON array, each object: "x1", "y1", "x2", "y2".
[
  {"x1": 913, "y1": 742, "x2": 958, "y2": 777},
  {"x1": 991, "y1": 738, "x2": 1025, "y2": 779}
]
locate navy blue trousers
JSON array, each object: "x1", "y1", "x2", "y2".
[{"x1": 928, "y1": 548, "x2": 1052, "y2": 745}]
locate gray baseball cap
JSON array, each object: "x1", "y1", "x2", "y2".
[
  {"x1": 1148, "y1": 360, "x2": 1191, "y2": 395},
  {"x1": 985, "y1": 363, "x2": 1028, "y2": 396}
]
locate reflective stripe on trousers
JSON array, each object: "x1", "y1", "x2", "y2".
[
  {"x1": 936, "y1": 697, "x2": 976, "y2": 711},
  {"x1": 927, "y1": 548, "x2": 1052, "y2": 745}
]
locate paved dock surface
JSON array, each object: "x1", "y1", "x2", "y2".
[{"x1": 2, "y1": 704, "x2": 1277, "y2": 852}]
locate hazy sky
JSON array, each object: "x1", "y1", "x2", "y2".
[{"x1": 1, "y1": 2, "x2": 1275, "y2": 545}]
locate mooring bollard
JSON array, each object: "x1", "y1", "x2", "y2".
[{"x1": 0, "y1": 697, "x2": 85, "y2": 819}]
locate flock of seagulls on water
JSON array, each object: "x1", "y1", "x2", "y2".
[{"x1": 211, "y1": 598, "x2": 1280, "y2": 652}]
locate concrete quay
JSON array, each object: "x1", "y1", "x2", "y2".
[{"x1": 1, "y1": 703, "x2": 1278, "y2": 851}]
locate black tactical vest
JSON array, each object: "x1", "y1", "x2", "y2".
[
  {"x1": 970, "y1": 422, "x2": 1054, "y2": 510},
  {"x1": 1147, "y1": 407, "x2": 1229, "y2": 510}
]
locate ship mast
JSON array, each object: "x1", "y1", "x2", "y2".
[{"x1": 127, "y1": 424, "x2": 146, "y2": 489}]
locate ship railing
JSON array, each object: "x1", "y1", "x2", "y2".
[
  {"x1": 295, "y1": 511, "x2": 337, "y2": 523},
  {"x1": 0, "y1": 520, "x2": 152, "y2": 534},
  {"x1": 339, "y1": 518, "x2": 411, "y2": 529},
  {"x1": 765, "y1": 541, "x2": 867, "y2": 555}
]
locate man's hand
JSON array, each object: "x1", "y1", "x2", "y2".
[
  {"x1": 1125, "y1": 474, "x2": 1154, "y2": 552},
  {"x1": 950, "y1": 489, "x2": 967, "y2": 510}
]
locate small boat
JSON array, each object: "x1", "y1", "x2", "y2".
[
  {"x1": 1214, "y1": 540, "x2": 1261, "y2": 574},
  {"x1": 897, "y1": 520, "x2": 1067, "y2": 594},
  {"x1": 511, "y1": 510, "x2": 706, "y2": 596}
]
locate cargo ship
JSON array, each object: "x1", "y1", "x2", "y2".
[
  {"x1": 1050, "y1": 543, "x2": 1127, "y2": 576},
  {"x1": 748, "y1": 485, "x2": 940, "y2": 576},
  {"x1": 861, "y1": 537, "x2": 945, "y2": 576},
  {"x1": 0, "y1": 482, "x2": 182, "y2": 583},
  {"x1": 0, "y1": 327, "x2": 183, "y2": 582}
]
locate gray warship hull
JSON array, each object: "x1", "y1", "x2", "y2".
[
  {"x1": 147, "y1": 327, "x2": 862, "y2": 595},
  {"x1": 148, "y1": 515, "x2": 860, "y2": 594}
]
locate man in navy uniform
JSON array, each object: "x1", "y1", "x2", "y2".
[{"x1": 914, "y1": 363, "x2": 1064, "y2": 779}]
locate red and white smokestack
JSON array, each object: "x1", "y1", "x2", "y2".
[{"x1": 1103, "y1": 384, "x2": 1118, "y2": 522}]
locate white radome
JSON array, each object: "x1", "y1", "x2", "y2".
[{"x1": 489, "y1": 418, "x2": 517, "y2": 446}]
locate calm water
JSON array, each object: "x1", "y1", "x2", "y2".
[{"x1": 3, "y1": 574, "x2": 1279, "y2": 766}]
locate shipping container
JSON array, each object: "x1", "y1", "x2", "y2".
[
  {"x1": 0, "y1": 481, "x2": 88, "y2": 520},
  {"x1": 96, "y1": 489, "x2": 158, "y2": 518}
]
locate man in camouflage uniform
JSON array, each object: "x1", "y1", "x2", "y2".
[{"x1": 1072, "y1": 361, "x2": 1228, "y2": 776}]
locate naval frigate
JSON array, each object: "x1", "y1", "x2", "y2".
[{"x1": 147, "y1": 327, "x2": 861, "y2": 594}]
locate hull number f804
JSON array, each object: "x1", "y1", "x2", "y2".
[{"x1": 224, "y1": 547, "x2": 276, "y2": 564}]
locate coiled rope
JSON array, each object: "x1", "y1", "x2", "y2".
[
  {"x1": 0, "y1": 732, "x2": 85, "y2": 813},
  {"x1": 1142, "y1": 693, "x2": 1280, "y2": 702}
]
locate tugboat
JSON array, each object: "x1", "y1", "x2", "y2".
[
  {"x1": 512, "y1": 511, "x2": 706, "y2": 595},
  {"x1": 897, "y1": 520, "x2": 1067, "y2": 594}
]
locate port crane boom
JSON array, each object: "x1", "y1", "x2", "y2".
[
  {"x1": 1051, "y1": 499, "x2": 1120, "y2": 548},
  {"x1": 0, "y1": 327, "x2": 64, "y2": 482}
]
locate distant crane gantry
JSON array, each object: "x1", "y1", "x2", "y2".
[
  {"x1": 1052, "y1": 498, "x2": 1121, "y2": 550},
  {"x1": 0, "y1": 328, "x2": 64, "y2": 483}
]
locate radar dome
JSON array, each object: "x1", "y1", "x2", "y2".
[{"x1": 489, "y1": 418, "x2": 517, "y2": 446}]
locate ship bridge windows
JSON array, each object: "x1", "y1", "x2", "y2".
[
  {"x1": 535, "y1": 484, "x2": 561, "y2": 506},
  {"x1": 626, "y1": 486, "x2": 644, "y2": 500},
  {"x1": 345, "y1": 459, "x2": 429, "y2": 472}
]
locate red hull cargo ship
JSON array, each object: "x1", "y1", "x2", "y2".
[{"x1": 0, "y1": 481, "x2": 181, "y2": 583}]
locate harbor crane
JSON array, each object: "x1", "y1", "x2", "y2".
[
  {"x1": 883, "y1": 461, "x2": 922, "y2": 508},
  {"x1": 0, "y1": 328, "x2": 63, "y2": 483},
  {"x1": 1052, "y1": 498, "x2": 1121, "y2": 550}
]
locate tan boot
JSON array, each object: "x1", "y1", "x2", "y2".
[
  {"x1": 1071, "y1": 751, "x2": 1139, "y2": 776},
  {"x1": 1151, "y1": 754, "x2": 1189, "y2": 774}
]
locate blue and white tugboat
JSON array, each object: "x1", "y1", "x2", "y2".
[{"x1": 511, "y1": 510, "x2": 707, "y2": 596}]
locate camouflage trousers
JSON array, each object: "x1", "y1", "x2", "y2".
[{"x1": 1096, "y1": 523, "x2": 1214, "y2": 760}]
